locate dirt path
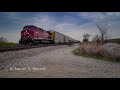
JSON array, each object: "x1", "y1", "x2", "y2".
[{"x1": 0, "y1": 44, "x2": 120, "y2": 78}]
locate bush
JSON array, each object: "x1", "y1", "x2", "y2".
[
  {"x1": 0, "y1": 37, "x2": 17, "y2": 47},
  {"x1": 79, "y1": 43, "x2": 102, "y2": 56},
  {"x1": 74, "y1": 43, "x2": 120, "y2": 61},
  {"x1": 0, "y1": 37, "x2": 8, "y2": 43}
]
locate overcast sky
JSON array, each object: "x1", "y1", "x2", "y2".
[{"x1": 0, "y1": 12, "x2": 120, "y2": 43}]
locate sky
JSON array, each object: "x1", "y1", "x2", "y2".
[{"x1": 0, "y1": 12, "x2": 120, "y2": 43}]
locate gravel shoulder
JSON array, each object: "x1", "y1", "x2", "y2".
[{"x1": 0, "y1": 44, "x2": 120, "y2": 78}]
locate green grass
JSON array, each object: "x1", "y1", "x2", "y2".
[
  {"x1": 0, "y1": 42, "x2": 18, "y2": 47},
  {"x1": 72, "y1": 48, "x2": 120, "y2": 63}
]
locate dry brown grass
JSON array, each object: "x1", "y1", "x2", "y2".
[
  {"x1": 73, "y1": 42, "x2": 120, "y2": 61},
  {"x1": 79, "y1": 43, "x2": 102, "y2": 56}
]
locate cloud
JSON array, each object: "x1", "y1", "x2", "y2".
[
  {"x1": 0, "y1": 12, "x2": 120, "y2": 43},
  {"x1": 106, "y1": 12, "x2": 120, "y2": 16},
  {"x1": 78, "y1": 12, "x2": 120, "y2": 24}
]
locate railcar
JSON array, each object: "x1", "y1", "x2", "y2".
[{"x1": 48, "y1": 30, "x2": 75, "y2": 45}]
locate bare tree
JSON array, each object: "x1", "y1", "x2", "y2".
[
  {"x1": 83, "y1": 33, "x2": 90, "y2": 42},
  {"x1": 92, "y1": 34, "x2": 98, "y2": 41},
  {"x1": 105, "y1": 31, "x2": 112, "y2": 43},
  {"x1": 96, "y1": 23, "x2": 109, "y2": 44},
  {"x1": 0, "y1": 37, "x2": 8, "y2": 43},
  {"x1": 92, "y1": 34, "x2": 101, "y2": 44}
]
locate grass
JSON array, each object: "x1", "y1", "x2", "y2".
[
  {"x1": 72, "y1": 44, "x2": 120, "y2": 63},
  {"x1": 0, "y1": 42, "x2": 18, "y2": 47}
]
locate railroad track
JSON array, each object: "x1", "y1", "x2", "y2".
[{"x1": 0, "y1": 44, "x2": 58, "y2": 52}]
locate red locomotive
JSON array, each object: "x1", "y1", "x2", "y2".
[{"x1": 19, "y1": 25, "x2": 54, "y2": 46}]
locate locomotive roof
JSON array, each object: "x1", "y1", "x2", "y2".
[
  {"x1": 23, "y1": 25, "x2": 47, "y2": 32},
  {"x1": 24, "y1": 25, "x2": 37, "y2": 28}
]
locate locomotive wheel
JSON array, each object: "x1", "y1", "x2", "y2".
[
  {"x1": 28, "y1": 41, "x2": 34, "y2": 46},
  {"x1": 25, "y1": 40, "x2": 34, "y2": 46}
]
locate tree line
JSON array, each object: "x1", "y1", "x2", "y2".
[{"x1": 82, "y1": 23, "x2": 111, "y2": 44}]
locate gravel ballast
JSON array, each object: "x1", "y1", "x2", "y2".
[
  {"x1": 100, "y1": 43, "x2": 120, "y2": 59},
  {"x1": 0, "y1": 45, "x2": 67, "y2": 70}
]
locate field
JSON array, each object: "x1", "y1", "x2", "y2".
[{"x1": 0, "y1": 42, "x2": 18, "y2": 47}]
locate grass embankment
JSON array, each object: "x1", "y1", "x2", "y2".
[
  {"x1": 0, "y1": 42, "x2": 18, "y2": 47},
  {"x1": 72, "y1": 43, "x2": 120, "y2": 62}
]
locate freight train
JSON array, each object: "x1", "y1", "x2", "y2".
[{"x1": 19, "y1": 25, "x2": 78, "y2": 46}]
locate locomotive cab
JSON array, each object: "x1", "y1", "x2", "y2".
[{"x1": 20, "y1": 26, "x2": 36, "y2": 46}]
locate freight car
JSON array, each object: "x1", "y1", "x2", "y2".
[
  {"x1": 19, "y1": 25, "x2": 77, "y2": 46},
  {"x1": 48, "y1": 30, "x2": 76, "y2": 45}
]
